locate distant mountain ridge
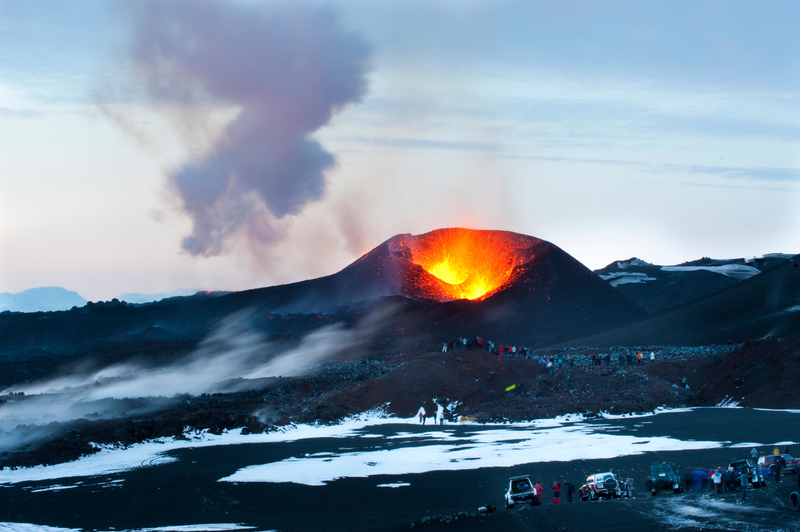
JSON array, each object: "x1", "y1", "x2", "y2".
[
  {"x1": 0, "y1": 287, "x2": 223, "y2": 313},
  {"x1": 594, "y1": 254, "x2": 793, "y2": 313},
  {"x1": 0, "y1": 287, "x2": 87, "y2": 313},
  {"x1": 569, "y1": 253, "x2": 800, "y2": 347}
]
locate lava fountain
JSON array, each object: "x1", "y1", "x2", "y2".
[{"x1": 393, "y1": 228, "x2": 541, "y2": 301}]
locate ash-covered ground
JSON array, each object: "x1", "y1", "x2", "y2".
[{"x1": 2, "y1": 338, "x2": 797, "y2": 470}]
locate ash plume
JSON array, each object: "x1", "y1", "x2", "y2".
[{"x1": 125, "y1": 0, "x2": 371, "y2": 256}]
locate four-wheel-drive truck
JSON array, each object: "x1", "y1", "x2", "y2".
[
  {"x1": 650, "y1": 462, "x2": 684, "y2": 494},
  {"x1": 579, "y1": 472, "x2": 623, "y2": 501}
]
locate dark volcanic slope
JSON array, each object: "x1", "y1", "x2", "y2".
[
  {"x1": 685, "y1": 337, "x2": 800, "y2": 408},
  {"x1": 594, "y1": 255, "x2": 791, "y2": 313},
  {"x1": 566, "y1": 254, "x2": 800, "y2": 347},
  {"x1": 0, "y1": 229, "x2": 646, "y2": 359},
  {"x1": 426, "y1": 244, "x2": 648, "y2": 347}
]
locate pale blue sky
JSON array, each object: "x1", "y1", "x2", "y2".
[{"x1": 1, "y1": 0, "x2": 798, "y2": 301}]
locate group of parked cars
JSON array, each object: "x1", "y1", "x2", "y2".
[{"x1": 504, "y1": 454, "x2": 799, "y2": 510}]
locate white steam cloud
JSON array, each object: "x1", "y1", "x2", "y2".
[
  {"x1": 119, "y1": 0, "x2": 371, "y2": 256},
  {"x1": 0, "y1": 309, "x2": 391, "y2": 452}
]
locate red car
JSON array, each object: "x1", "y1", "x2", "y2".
[
  {"x1": 580, "y1": 472, "x2": 623, "y2": 501},
  {"x1": 757, "y1": 454, "x2": 799, "y2": 476}
]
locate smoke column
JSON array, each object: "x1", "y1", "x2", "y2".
[{"x1": 129, "y1": 0, "x2": 371, "y2": 255}]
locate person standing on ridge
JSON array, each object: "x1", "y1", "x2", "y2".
[
  {"x1": 552, "y1": 481, "x2": 561, "y2": 505},
  {"x1": 417, "y1": 405, "x2": 426, "y2": 424},
  {"x1": 436, "y1": 403, "x2": 445, "y2": 425}
]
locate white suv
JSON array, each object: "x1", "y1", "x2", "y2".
[{"x1": 504, "y1": 475, "x2": 536, "y2": 508}]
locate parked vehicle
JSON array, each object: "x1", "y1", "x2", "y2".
[
  {"x1": 728, "y1": 458, "x2": 767, "y2": 488},
  {"x1": 580, "y1": 472, "x2": 622, "y2": 501},
  {"x1": 757, "y1": 454, "x2": 800, "y2": 476},
  {"x1": 504, "y1": 475, "x2": 535, "y2": 509},
  {"x1": 650, "y1": 462, "x2": 683, "y2": 494}
]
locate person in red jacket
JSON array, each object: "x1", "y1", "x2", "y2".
[
  {"x1": 553, "y1": 481, "x2": 561, "y2": 504},
  {"x1": 533, "y1": 482, "x2": 544, "y2": 505}
]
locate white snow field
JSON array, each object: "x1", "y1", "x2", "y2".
[{"x1": 0, "y1": 407, "x2": 773, "y2": 488}]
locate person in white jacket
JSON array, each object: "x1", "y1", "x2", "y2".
[{"x1": 436, "y1": 404, "x2": 445, "y2": 425}]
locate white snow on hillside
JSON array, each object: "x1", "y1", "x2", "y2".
[
  {"x1": 597, "y1": 272, "x2": 657, "y2": 287},
  {"x1": 615, "y1": 258, "x2": 653, "y2": 269},
  {"x1": 660, "y1": 264, "x2": 760, "y2": 280}
]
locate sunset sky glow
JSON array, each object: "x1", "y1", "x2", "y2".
[{"x1": 1, "y1": 0, "x2": 799, "y2": 301}]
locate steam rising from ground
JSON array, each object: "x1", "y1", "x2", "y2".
[
  {"x1": 115, "y1": 0, "x2": 371, "y2": 256},
  {"x1": 0, "y1": 309, "x2": 389, "y2": 452}
]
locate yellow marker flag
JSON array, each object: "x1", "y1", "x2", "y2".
[{"x1": 505, "y1": 384, "x2": 516, "y2": 392}]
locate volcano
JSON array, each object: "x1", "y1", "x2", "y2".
[{"x1": 0, "y1": 228, "x2": 647, "y2": 358}]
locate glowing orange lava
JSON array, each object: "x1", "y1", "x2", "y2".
[{"x1": 402, "y1": 228, "x2": 537, "y2": 301}]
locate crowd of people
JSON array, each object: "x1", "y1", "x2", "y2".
[
  {"x1": 441, "y1": 336, "x2": 661, "y2": 369},
  {"x1": 645, "y1": 448, "x2": 800, "y2": 503}
]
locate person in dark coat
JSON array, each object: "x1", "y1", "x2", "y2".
[
  {"x1": 645, "y1": 476, "x2": 655, "y2": 496},
  {"x1": 722, "y1": 468, "x2": 732, "y2": 493},
  {"x1": 741, "y1": 468, "x2": 749, "y2": 499},
  {"x1": 565, "y1": 481, "x2": 575, "y2": 502},
  {"x1": 682, "y1": 468, "x2": 693, "y2": 493},
  {"x1": 775, "y1": 455, "x2": 785, "y2": 482}
]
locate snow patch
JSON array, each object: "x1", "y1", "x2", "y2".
[
  {"x1": 376, "y1": 482, "x2": 410, "y2": 488},
  {"x1": 29, "y1": 484, "x2": 79, "y2": 493},
  {"x1": 122, "y1": 525, "x2": 257, "y2": 532},
  {"x1": 0, "y1": 525, "x2": 81, "y2": 532},
  {"x1": 660, "y1": 264, "x2": 760, "y2": 280},
  {"x1": 615, "y1": 259, "x2": 653, "y2": 269},
  {"x1": 715, "y1": 396, "x2": 742, "y2": 408},
  {"x1": 598, "y1": 272, "x2": 657, "y2": 287}
]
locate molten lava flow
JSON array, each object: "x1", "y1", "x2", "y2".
[{"x1": 403, "y1": 228, "x2": 537, "y2": 301}]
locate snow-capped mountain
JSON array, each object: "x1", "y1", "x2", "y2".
[{"x1": 594, "y1": 254, "x2": 794, "y2": 312}]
